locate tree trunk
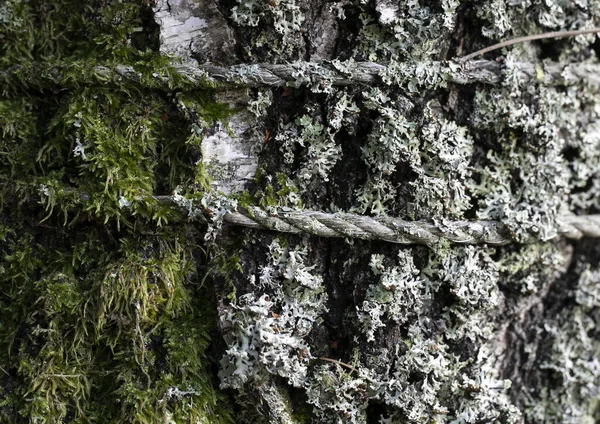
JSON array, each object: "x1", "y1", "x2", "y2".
[{"x1": 2, "y1": 0, "x2": 600, "y2": 423}]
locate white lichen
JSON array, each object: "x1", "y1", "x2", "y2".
[
  {"x1": 358, "y1": 250, "x2": 427, "y2": 342},
  {"x1": 219, "y1": 241, "x2": 327, "y2": 389}
]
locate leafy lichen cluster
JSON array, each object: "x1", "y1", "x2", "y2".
[
  {"x1": 222, "y1": 0, "x2": 600, "y2": 422},
  {"x1": 219, "y1": 240, "x2": 327, "y2": 390}
]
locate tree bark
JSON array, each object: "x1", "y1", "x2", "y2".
[
  {"x1": 158, "y1": 1, "x2": 600, "y2": 422},
  {"x1": 2, "y1": 0, "x2": 600, "y2": 422}
]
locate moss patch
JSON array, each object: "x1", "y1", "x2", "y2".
[{"x1": 0, "y1": 0, "x2": 234, "y2": 421}]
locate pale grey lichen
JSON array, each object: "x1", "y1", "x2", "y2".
[
  {"x1": 380, "y1": 60, "x2": 454, "y2": 93},
  {"x1": 354, "y1": 177, "x2": 398, "y2": 216},
  {"x1": 219, "y1": 240, "x2": 327, "y2": 389},
  {"x1": 277, "y1": 114, "x2": 343, "y2": 186},
  {"x1": 525, "y1": 305, "x2": 600, "y2": 422},
  {"x1": 360, "y1": 89, "x2": 419, "y2": 174},
  {"x1": 358, "y1": 251, "x2": 426, "y2": 342},
  {"x1": 356, "y1": 0, "x2": 458, "y2": 61},
  {"x1": 72, "y1": 138, "x2": 87, "y2": 160},
  {"x1": 374, "y1": 327, "x2": 463, "y2": 422},
  {"x1": 199, "y1": 192, "x2": 238, "y2": 240},
  {"x1": 409, "y1": 104, "x2": 474, "y2": 219},
  {"x1": 424, "y1": 244, "x2": 501, "y2": 342},
  {"x1": 327, "y1": 91, "x2": 360, "y2": 132},
  {"x1": 247, "y1": 89, "x2": 273, "y2": 118},
  {"x1": 0, "y1": 0, "x2": 18, "y2": 25},
  {"x1": 287, "y1": 62, "x2": 339, "y2": 94},
  {"x1": 230, "y1": 0, "x2": 306, "y2": 58},
  {"x1": 305, "y1": 364, "x2": 376, "y2": 423},
  {"x1": 450, "y1": 345, "x2": 522, "y2": 423},
  {"x1": 498, "y1": 242, "x2": 569, "y2": 294},
  {"x1": 353, "y1": 88, "x2": 418, "y2": 215},
  {"x1": 117, "y1": 196, "x2": 131, "y2": 209},
  {"x1": 575, "y1": 265, "x2": 600, "y2": 309},
  {"x1": 355, "y1": 96, "x2": 475, "y2": 220},
  {"x1": 299, "y1": 242, "x2": 513, "y2": 422},
  {"x1": 231, "y1": 0, "x2": 305, "y2": 36},
  {"x1": 467, "y1": 73, "x2": 575, "y2": 241},
  {"x1": 569, "y1": 118, "x2": 600, "y2": 211},
  {"x1": 477, "y1": 0, "x2": 513, "y2": 38},
  {"x1": 206, "y1": 0, "x2": 600, "y2": 421}
]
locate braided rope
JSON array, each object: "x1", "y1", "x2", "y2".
[
  {"x1": 61, "y1": 193, "x2": 600, "y2": 244},
  {"x1": 220, "y1": 207, "x2": 600, "y2": 245},
  {"x1": 3, "y1": 60, "x2": 599, "y2": 89},
  {"x1": 99, "y1": 60, "x2": 600, "y2": 88},
  {"x1": 7, "y1": 27, "x2": 597, "y2": 88},
  {"x1": 556, "y1": 214, "x2": 600, "y2": 240},
  {"x1": 198, "y1": 60, "x2": 600, "y2": 87}
]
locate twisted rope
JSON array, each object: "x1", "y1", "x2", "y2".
[
  {"x1": 198, "y1": 60, "x2": 600, "y2": 87},
  {"x1": 3, "y1": 59, "x2": 599, "y2": 90},
  {"x1": 223, "y1": 207, "x2": 510, "y2": 245},
  {"x1": 220, "y1": 207, "x2": 600, "y2": 245},
  {"x1": 57, "y1": 193, "x2": 600, "y2": 245}
]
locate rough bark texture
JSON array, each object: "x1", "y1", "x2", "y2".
[
  {"x1": 170, "y1": 1, "x2": 600, "y2": 423},
  {"x1": 2, "y1": 0, "x2": 600, "y2": 423}
]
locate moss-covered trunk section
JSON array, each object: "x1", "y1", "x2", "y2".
[
  {"x1": 0, "y1": 0, "x2": 234, "y2": 422},
  {"x1": 3, "y1": 0, "x2": 600, "y2": 423}
]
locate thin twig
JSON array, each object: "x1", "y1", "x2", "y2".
[
  {"x1": 459, "y1": 27, "x2": 600, "y2": 62},
  {"x1": 318, "y1": 357, "x2": 358, "y2": 373}
]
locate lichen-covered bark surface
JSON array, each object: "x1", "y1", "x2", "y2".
[
  {"x1": 2, "y1": 0, "x2": 600, "y2": 423},
  {"x1": 181, "y1": 1, "x2": 600, "y2": 422}
]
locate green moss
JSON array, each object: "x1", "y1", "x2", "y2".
[
  {"x1": 0, "y1": 0, "x2": 235, "y2": 422},
  {"x1": 0, "y1": 219, "x2": 234, "y2": 421},
  {"x1": 246, "y1": 172, "x2": 303, "y2": 211}
]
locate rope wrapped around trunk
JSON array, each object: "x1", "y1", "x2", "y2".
[
  {"x1": 220, "y1": 207, "x2": 600, "y2": 245},
  {"x1": 3, "y1": 59, "x2": 599, "y2": 89}
]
